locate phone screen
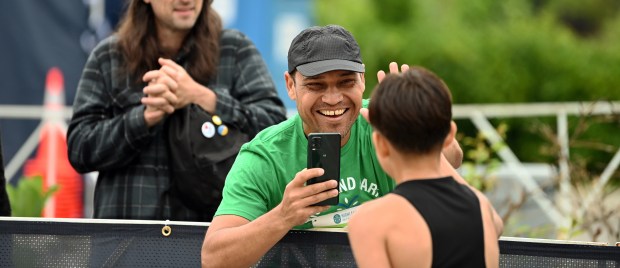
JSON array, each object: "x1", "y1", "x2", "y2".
[{"x1": 307, "y1": 133, "x2": 341, "y2": 206}]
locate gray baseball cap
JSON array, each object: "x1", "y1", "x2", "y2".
[{"x1": 287, "y1": 25, "x2": 364, "y2": 77}]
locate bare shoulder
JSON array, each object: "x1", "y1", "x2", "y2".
[
  {"x1": 348, "y1": 197, "x2": 387, "y2": 230},
  {"x1": 383, "y1": 194, "x2": 433, "y2": 267},
  {"x1": 350, "y1": 195, "x2": 406, "y2": 219},
  {"x1": 349, "y1": 194, "x2": 430, "y2": 238},
  {"x1": 348, "y1": 194, "x2": 433, "y2": 267},
  {"x1": 349, "y1": 195, "x2": 402, "y2": 233}
]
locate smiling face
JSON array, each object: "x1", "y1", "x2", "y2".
[
  {"x1": 145, "y1": 0, "x2": 204, "y2": 33},
  {"x1": 285, "y1": 70, "x2": 365, "y2": 146}
]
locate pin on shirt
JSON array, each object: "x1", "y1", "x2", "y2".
[
  {"x1": 201, "y1": 115, "x2": 229, "y2": 138},
  {"x1": 217, "y1": 125, "x2": 228, "y2": 136},
  {"x1": 212, "y1": 115, "x2": 222, "y2": 126},
  {"x1": 201, "y1": 121, "x2": 216, "y2": 138}
]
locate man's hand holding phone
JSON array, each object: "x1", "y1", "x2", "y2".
[{"x1": 274, "y1": 168, "x2": 338, "y2": 227}]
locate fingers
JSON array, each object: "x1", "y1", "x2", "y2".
[
  {"x1": 401, "y1": 63, "x2": 409, "y2": 72},
  {"x1": 142, "y1": 83, "x2": 177, "y2": 114},
  {"x1": 143, "y1": 84, "x2": 179, "y2": 106},
  {"x1": 378, "y1": 62, "x2": 410, "y2": 83},
  {"x1": 158, "y1": 57, "x2": 188, "y2": 82},
  {"x1": 307, "y1": 188, "x2": 338, "y2": 207},
  {"x1": 377, "y1": 70, "x2": 386, "y2": 83},
  {"x1": 290, "y1": 168, "x2": 324, "y2": 187},
  {"x1": 156, "y1": 71, "x2": 179, "y2": 91},
  {"x1": 278, "y1": 169, "x2": 339, "y2": 226},
  {"x1": 389, "y1": 62, "x2": 409, "y2": 74},
  {"x1": 160, "y1": 65, "x2": 182, "y2": 81},
  {"x1": 143, "y1": 58, "x2": 183, "y2": 86},
  {"x1": 388, "y1": 62, "x2": 399, "y2": 74},
  {"x1": 359, "y1": 108, "x2": 369, "y2": 122},
  {"x1": 158, "y1": 57, "x2": 183, "y2": 72},
  {"x1": 142, "y1": 70, "x2": 160, "y2": 83},
  {"x1": 287, "y1": 168, "x2": 339, "y2": 205},
  {"x1": 291, "y1": 182, "x2": 338, "y2": 210},
  {"x1": 158, "y1": 58, "x2": 197, "y2": 109},
  {"x1": 305, "y1": 178, "x2": 339, "y2": 196},
  {"x1": 141, "y1": 96, "x2": 175, "y2": 114},
  {"x1": 143, "y1": 70, "x2": 178, "y2": 89},
  {"x1": 140, "y1": 60, "x2": 188, "y2": 114}
]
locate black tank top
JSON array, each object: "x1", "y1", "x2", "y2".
[{"x1": 392, "y1": 177, "x2": 485, "y2": 268}]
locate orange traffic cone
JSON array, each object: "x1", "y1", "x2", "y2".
[{"x1": 23, "y1": 67, "x2": 83, "y2": 218}]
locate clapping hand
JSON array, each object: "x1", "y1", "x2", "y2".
[{"x1": 141, "y1": 64, "x2": 179, "y2": 126}]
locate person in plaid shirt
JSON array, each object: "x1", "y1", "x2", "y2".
[{"x1": 67, "y1": 0, "x2": 286, "y2": 221}]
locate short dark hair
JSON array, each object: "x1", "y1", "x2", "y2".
[{"x1": 369, "y1": 66, "x2": 452, "y2": 154}]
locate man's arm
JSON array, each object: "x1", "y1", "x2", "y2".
[
  {"x1": 201, "y1": 214, "x2": 287, "y2": 268},
  {"x1": 67, "y1": 47, "x2": 158, "y2": 173},
  {"x1": 184, "y1": 30, "x2": 285, "y2": 137},
  {"x1": 201, "y1": 168, "x2": 338, "y2": 268}
]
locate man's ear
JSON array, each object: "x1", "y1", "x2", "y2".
[
  {"x1": 284, "y1": 71, "x2": 297, "y2": 101},
  {"x1": 443, "y1": 121, "x2": 457, "y2": 149}
]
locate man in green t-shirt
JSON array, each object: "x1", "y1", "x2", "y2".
[{"x1": 201, "y1": 25, "x2": 463, "y2": 267}]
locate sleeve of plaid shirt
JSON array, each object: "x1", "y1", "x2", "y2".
[
  {"x1": 66, "y1": 39, "x2": 157, "y2": 173},
  {"x1": 212, "y1": 30, "x2": 287, "y2": 138}
]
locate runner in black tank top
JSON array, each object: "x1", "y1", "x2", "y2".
[
  {"x1": 348, "y1": 65, "x2": 502, "y2": 268},
  {"x1": 392, "y1": 177, "x2": 485, "y2": 267}
]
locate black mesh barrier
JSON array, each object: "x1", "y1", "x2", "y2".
[
  {"x1": 0, "y1": 219, "x2": 205, "y2": 267},
  {"x1": 499, "y1": 239, "x2": 620, "y2": 268},
  {"x1": 1, "y1": 218, "x2": 619, "y2": 267}
]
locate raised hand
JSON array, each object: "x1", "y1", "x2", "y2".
[
  {"x1": 361, "y1": 62, "x2": 411, "y2": 122},
  {"x1": 376, "y1": 62, "x2": 410, "y2": 83},
  {"x1": 141, "y1": 71, "x2": 179, "y2": 127}
]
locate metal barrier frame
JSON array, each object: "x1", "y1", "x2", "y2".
[{"x1": 1, "y1": 101, "x2": 620, "y2": 229}]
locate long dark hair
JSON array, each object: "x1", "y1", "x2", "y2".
[{"x1": 116, "y1": 0, "x2": 222, "y2": 84}]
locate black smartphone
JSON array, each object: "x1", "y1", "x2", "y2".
[{"x1": 307, "y1": 133, "x2": 341, "y2": 206}]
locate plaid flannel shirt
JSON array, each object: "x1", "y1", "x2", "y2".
[{"x1": 67, "y1": 29, "x2": 286, "y2": 220}]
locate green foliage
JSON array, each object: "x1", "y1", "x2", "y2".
[
  {"x1": 6, "y1": 176, "x2": 58, "y2": 217},
  {"x1": 503, "y1": 216, "x2": 555, "y2": 238},
  {"x1": 315, "y1": 0, "x2": 620, "y2": 103},
  {"x1": 315, "y1": 0, "x2": 620, "y2": 176},
  {"x1": 458, "y1": 123, "x2": 507, "y2": 192}
]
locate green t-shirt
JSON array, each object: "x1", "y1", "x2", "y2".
[{"x1": 215, "y1": 100, "x2": 395, "y2": 229}]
